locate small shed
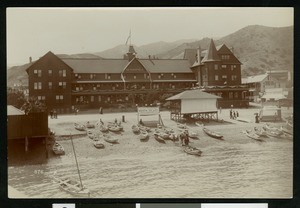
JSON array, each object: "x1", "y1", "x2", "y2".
[{"x1": 166, "y1": 89, "x2": 221, "y2": 121}]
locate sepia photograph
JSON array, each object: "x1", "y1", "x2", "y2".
[{"x1": 7, "y1": 7, "x2": 293, "y2": 198}]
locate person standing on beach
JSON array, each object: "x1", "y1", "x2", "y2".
[
  {"x1": 233, "y1": 111, "x2": 236, "y2": 119},
  {"x1": 230, "y1": 109, "x2": 233, "y2": 119},
  {"x1": 237, "y1": 111, "x2": 239, "y2": 117}
]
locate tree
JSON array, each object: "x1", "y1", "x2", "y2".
[{"x1": 7, "y1": 87, "x2": 26, "y2": 108}]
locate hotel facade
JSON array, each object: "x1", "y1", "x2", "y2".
[{"x1": 26, "y1": 39, "x2": 249, "y2": 113}]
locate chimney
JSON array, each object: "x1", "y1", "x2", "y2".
[{"x1": 29, "y1": 57, "x2": 32, "y2": 63}]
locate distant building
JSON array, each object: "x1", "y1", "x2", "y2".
[
  {"x1": 242, "y1": 72, "x2": 290, "y2": 103},
  {"x1": 190, "y1": 39, "x2": 249, "y2": 108}
]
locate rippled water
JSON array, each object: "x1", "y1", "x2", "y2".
[{"x1": 8, "y1": 128, "x2": 292, "y2": 199}]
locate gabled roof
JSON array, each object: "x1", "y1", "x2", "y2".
[
  {"x1": 62, "y1": 59, "x2": 129, "y2": 73},
  {"x1": 183, "y1": 49, "x2": 197, "y2": 65},
  {"x1": 166, "y1": 89, "x2": 221, "y2": 100},
  {"x1": 139, "y1": 59, "x2": 193, "y2": 73},
  {"x1": 202, "y1": 39, "x2": 221, "y2": 63},
  {"x1": 7, "y1": 105, "x2": 25, "y2": 116},
  {"x1": 242, "y1": 74, "x2": 268, "y2": 84}
]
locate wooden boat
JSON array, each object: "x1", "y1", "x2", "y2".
[
  {"x1": 138, "y1": 131, "x2": 149, "y2": 141},
  {"x1": 132, "y1": 125, "x2": 140, "y2": 134},
  {"x1": 263, "y1": 124, "x2": 283, "y2": 135},
  {"x1": 55, "y1": 134, "x2": 90, "y2": 197},
  {"x1": 99, "y1": 124, "x2": 109, "y2": 133},
  {"x1": 108, "y1": 125, "x2": 121, "y2": 132},
  {"x1": 265, "y1": 130, "x2": 282, "y2": 138},
  {"x1": 86, "y1": 122, "x2": 95, "y2": 129},
  {"x1": 243, "y1": 130, "x2": 264, "y2": 142},
  {"x1": 154, "y1": 133, "x2": 166, "y2": 143},
  {"x1": 154, "y1": 129, "x2": 170, "y2": 140},
  {"x1": 280, "y1": 126, "x2": 293, "y2": 135},
  {"x1": 74, "y1": 123, "x2": 85, "y2": 131},
  {"x1": 184, "y1": 146, "x2": 202, "y2": 156},
  {"x1": 57, "y1": 177, "x2": 90, "y2": 197},
  {"x1": 138, "y1": 125, "x2": 151, "y2": 132},
  {"x1": 52, "y1": 142, "x2": 65, "y2": 155},
  {"x1": 93, "y1": 140, "x2": 105, "y2": 149},
  {"x1": 177, "y1": 123, "x2": 187, "y2": 129},
  {"x1": 202, "y1": 127, "x2": 223, "y2": 140},
  {"x1": 103, "y1": 134, "x2": 118, "y2": 143},
  {"x1": 253, "y1": 127, "x2": 268, "y2": 137},
  {"x1": 169, "y1": 133, "x2": 178, "y2": 141},
  {"x1": 189, "y1": 131, "x2": 198, "y2": 139}
]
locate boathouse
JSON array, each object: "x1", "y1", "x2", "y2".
[
  {"x1": 7, "y1": 105, "x2": 49, "y2": 163},
  {"x1": 166, "y1": 89, "x2": 221, "y2": 121}
]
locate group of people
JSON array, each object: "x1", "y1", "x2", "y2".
[
  {"x1": 49, "y1": 109, "x2": 57, "y2": 119},
  {"x1": 230, "y1": 109, "x2": 239, "y2": 119},
  {"x1": 179, "y1": 130, "x2": 190, "y2": 146}
]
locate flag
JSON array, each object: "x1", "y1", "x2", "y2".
[{"x1": 125, "y1": 30, "x2": 131, "y2": 45}]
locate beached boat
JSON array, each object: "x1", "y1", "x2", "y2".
[
  {"x1": 177, "y1": 123, "x2": 187, "y2": 129},
  {"x1": 57, "y1": 177, "x2": 90, "y2": 197},
  {"x1": 108, "y1": 125, "x2": 121, "y2": 133},
  {"x1": 138, "y1": 131, "x2": 149, "y2": 141},
  {"x1": 56, "y1": 134, "x2": 90, "y2": 197},
  {"x1": 93, "y1": 140, "x2": 105, "y2": 149},
  {"x1": 263, "y1": 124, "x2": 283, "y2": 135},
  {"x1": 99, "y1": 124, "x2": 109, "y2": 133},
  {"x1": 52, "y1": 142, "x2": 65, "y2": 155},
  {"x1": 132, "y1": 125, "x2": 140, "y2": 134},
  {"x1": 253, "y1": 127, "x2": 268, "y2": 137},
  {"x1": 265, "y1": 130, "x2": 282, "y2": 138},
  {"x1": 202, "y1": 127, "x2": 223, "y2": 140},
  {"x1": 280, "y1": 126, "x2": 293, "y2": 135},
  {"x1": 189, "y1": 131, "x2": 198, "y2": 139},
  {"x1": 243, "y1": 131, "x2": 264, "y2": 142},
  {"x1": 86, "y1": 122, "x2": 95, "y2": 129},
  {"x1": 183, "y1": 146, "x2": 202, "y2": 156},
  {"x1": 154, "y1": 133, "x2": 166, "y2": 143},
  {"x1": 74, "y1": 123, "x2": 85, "y2": 131},
  {"x1": 103, "y1": 134, "x2": 118, "y2": 143},
  {"x1": 138, "y1": 125, "x2": 151, "y2": 132}
]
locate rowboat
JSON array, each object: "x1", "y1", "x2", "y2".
[
  {"x1": 189, "y1": 131, "x2": 199, "y2": 139},
  {"x1": 93, "y1": 140, "x2": 105, "y2": 149},
  {"x1": 108, "y1": 125, "x2": 121, "y2": 132},
  {"x1": 103, "y1": 134, "x2": 118, "y2": 144},
  {"x1": 85, "y1": 122, "x2": 95, "y2": 129},
  {"x1": 55, "y1": 134, "x2": 90, "y2": 197},
  {"x1": 265, "y1": 130, "x2": 282, "y2": 138},
  {"x1": 263, "y1": 124, "x2": 283, "y2": 135},
  {"x1": 280, "y1": 126, "x2": 293, "y2": 135},
  {"x1": 154, "y1": 129, "x2": 170, "y2": 140},
  {"x1": 253, "y1": 127, "x2": 268, "y2": 137},
  {"x1": 242, "y1": 130, "x2": 264, "y2": 142},
  {"x1": 138, "y1": 125, "x2": 151, "y2": 132},
  {"x1": 52, "y1": 142, "x2": 65, "y2": 155},
  {"x1": 138, "y1": 131, "x2": 149, "y2": 141},
  {"x1": 74, "y1": 123, "x2": 85, "y2": 131},
  {"x1": 99, "y1": 124, "x2": 109, "y2": 133},
  {"x1": 183, "y1": 146, "x2": 202, "y2": 156},
  {"x1": 202, "y1": 127, "x2": 223, "y2": 140},
  {"x1": 56, "y1": 177, "x2": 90, "y2": 197},
  {"x1": 154, "y1": 133, "x2": 166, "y2": 143},
  {"x1": 177, "y1": 123, "x2": 187, "y2": 129},
  {"x1": 132, "y1": 125, "x2": 140, "y2": 134}
]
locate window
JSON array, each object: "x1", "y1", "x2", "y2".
[
  {"x1": 34, "y1": 69, "x2": 38, "y2": 74},
  {"x1": 214, "y1": 64, "x2": 218, "y2": 70},
  {"x1": 90, "y1": 74, "x2": 96, "y2": 79},
  {"x1": 221, "y1": 55, "x2": 230, "y2": 60},
  {"x1": 222, "y1": 75, "x2": 227, "y2": 79},
  {"x1": 158, "y1": 75, "x2": 161, "y2": 79},
  {"x1": 231, "y1": 65, "x2": 236, "y2": 70},
  {"x1": 38, "y1": 96, "x2": 45, "y2": 101},
  {"x1": 105, "y1": 74, "x2": 111, "y2": 80},
  {"x1": 221, "y1": 65, "x2": 227, "y2": 68},
  {"x1": 48, "y1": 70, "x2": 52, "y2": 76},
  {"x1": 215, "y1": 75, "x2": 219, "y2": 81},
  {"x1": 234, "y1": 92, "x2": 239, "y2": 99},
  {"x1": 34, "y1": 82, "x2": 42, "y2": 90},
  {"x1": 56, "y1": 95, "x2": 64, "y2": 102},
  {"x1": 133, "y1": 75, "x2": 136, "y2": 79},
  {"x1": 59, "y1": 82, "x2": 67, "y2": 89},
  {"x1": 232, "y1": 75, "x2": 237, "y2": 81},
  {"x1": 59, "y1": 69, "x2": 67, "y2": 77},
  {"x1": 91, "y1": 96, "x2": 94, "y2": 102},
  {"x1": 98, "y1": 95, "x2": 101, "y2": 102},
  {"x1": 48, "y1": 82, "x2": 52, "y2": 89},
  {"x1": 174, "y1": 75, "x2": 177, "y2": 78}
]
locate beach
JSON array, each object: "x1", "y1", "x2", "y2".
[{"x1": 8, "y1": 106, "x2": 293, "y2": 198}]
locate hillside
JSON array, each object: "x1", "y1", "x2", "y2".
[{"x1": 7, "y1": 25, "x2": 293, "y2": 87}]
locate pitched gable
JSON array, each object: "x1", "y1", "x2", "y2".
[
  {"x1": 123, "y1": 58, "x2": 148, "y2": 74},
  {"x1": 217, "y1": 44, "x2": 241, "y2": 64}
]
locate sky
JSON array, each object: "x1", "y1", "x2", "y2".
[{"x1": 7, "y1": 7, "x2": 293, "y2": 66}]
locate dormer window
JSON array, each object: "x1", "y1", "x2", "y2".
[
  {"x1": 221, "y1": 55, "x2": 230, "y2": 60},
  {"x1": 221, "y1": 65, "x2": 227, "y2": 68}
]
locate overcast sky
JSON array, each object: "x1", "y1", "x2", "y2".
[{"x1": 7, "y1": 7, "x2": 293, "y2": 66}]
